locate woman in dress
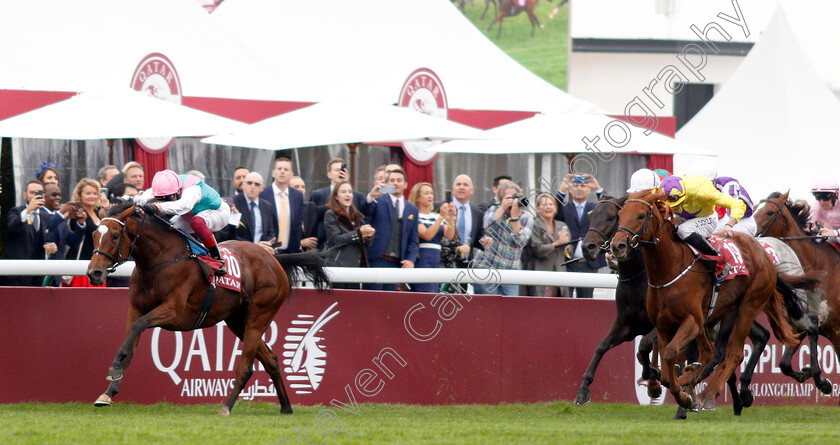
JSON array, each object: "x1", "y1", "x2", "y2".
[
  {"x1": 527, "y1": 193, "x2": 571, "y2": 297},
  {"x1": 408, "y1": 182, "x2": 456, "y2": 293},
  {"x1": 323, "y1": 182, "x2": 375, "y2": 289}
]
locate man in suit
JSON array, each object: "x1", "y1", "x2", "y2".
[
  {"x1": 231, "y1": 166, "x2": 249, "y2": 197},
  {"x1": 434, "y1": 174, "x2": 485, "y2": 269},
  {"x1": 260, "y1": 157, "x2": 304, "y2": 254},
  {"x1": 309, "y1": 158, "x2": 367, "y2": 212},
  {"x1": 1, "y1": 180, "x2": 50, "y2": 286},
  {"x1": 363, "y1": 168, "x2": 419, "y2": 291},
  {"x1": 555, "y1": 173, "x2": 607, "y2": 298},
  {"x1": 232, "y1": 172, "x2": 277, "y2": 250},
  {"x1": 291, "y1": 176, "x2": 326, "y2": 250}
]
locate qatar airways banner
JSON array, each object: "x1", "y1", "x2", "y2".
[{"x1": 1, "y1": 288, "x2": 839, "y2": 406}]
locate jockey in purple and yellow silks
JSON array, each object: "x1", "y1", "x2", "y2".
[{"x1": 657, "y1": 174, "x2": 747, "y2": 256}]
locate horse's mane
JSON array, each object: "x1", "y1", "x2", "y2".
[
  {"x1": 107, "y1": 199, "x2": 136, "y2": 216},
  {"x1": 105, "y1": 199, "x2": 176, "y2": 231}
]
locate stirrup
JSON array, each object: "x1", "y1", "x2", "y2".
[{"x1": 214, "y1": 265, "x2": 227, "y2": 277}]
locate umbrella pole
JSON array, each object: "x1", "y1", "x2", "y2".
[
  {"x1": 107, "y1": 138, "x2": 115, "y2": 165},
  {"x1": 348, "y1": 143, "x2": 358, "y2": 189}
]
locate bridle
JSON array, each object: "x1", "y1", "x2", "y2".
[
  {"x1": 586, "y1": 199, "x2": 623, "y2": 252},
  {"x1": 616, "y1": 198, "x2": 662, "y2": 249},
  {"x1": 92, "y1": 211, "x2": 146, "y2": 274},
  {"x1": 755, "y1": 198, "x2": 789, "y2": 238}
]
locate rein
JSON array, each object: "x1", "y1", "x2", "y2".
[{"x1": 586, "y1": 200, "x2": 624, "y2": 252}]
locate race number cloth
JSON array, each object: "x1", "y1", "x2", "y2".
[
  {"x1": 197, "y1": 246, "x2": 242, "y2": 293},
  {"x1": 701, "y1": 235, "x2": 749, "y2": 281},
  {"x1": 757, "y1": 240, "x2": 781, "y2": 267}
]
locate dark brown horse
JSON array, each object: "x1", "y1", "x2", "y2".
[
  {"x1": 86, "y1": 202, "x2": 330, "y2": 415},
  {"x1": 610, "y1": 190, "x2": 799, "y2": 412},
  {"x1": 486, "y1": 0, "x2": 546, "y2": 38},
  {"x1": 754, "y1": 192, "x2": 838, "y2": 398}
]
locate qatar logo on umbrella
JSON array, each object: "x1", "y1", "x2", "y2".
[{"x1": 131, "y1": 52, "x2": 183, "y2": 153}]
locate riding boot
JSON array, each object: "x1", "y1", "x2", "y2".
[
  {"x1": 683, "y1": 233, "x2": 719, "y2": 275},
  {"x1": 207, "y1": 245, "x2": 228, "y2": 277}
]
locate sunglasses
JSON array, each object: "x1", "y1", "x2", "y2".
[
  {"x1": 814, "y1": 192, "x2": 835, "y2": 201},
  {"x1": 245, "y1": 181, "x2": 262, "y2": 186},
  {"x1": 666, "y1": 194, "x2": 682, "y2": 202}
]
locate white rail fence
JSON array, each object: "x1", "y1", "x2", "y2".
[{"x1": 0, "y1": 260, "x2": 618, "y2": 289}]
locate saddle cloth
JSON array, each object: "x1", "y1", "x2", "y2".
[
  {"x1": 830, "y1": 241, "x2": 840, "y2": 254},
  {"x1": 757, "y1": 240, "x2": 782, "y2": 267},
  {"x1": 173, "y1": 227, "x2": 242, "y2": 293},
  {"x1": 691, "y1": 235, "x2": 750, "y2": 281}
]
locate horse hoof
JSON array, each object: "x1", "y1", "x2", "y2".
[
  {"x1": 739, "y1": 388, "x2": 754, "y2": 408},
  {"x1": 106, "y1": 367, "x2": 123, "y2": 382},
  {"x1": 219, "y1": 407, "x2": 230, "y2": 416},
  {"x1": 93, "y1": 394, "x2": 112, "y2": 407},
  {"x1": 648, "y1": 384, "x2": 662, "y2": 399},
  {"x1": 683, "y1": 394, "x2": 700, "y2": 413},
  {"x1": 701, "y1": 399, "x2": 716, "y2": 411},
  {"x1": 818, "y1": 379, "x2": 833, "y2": 395},
  {"x1": 281, "y1": 406, "x2": 294, "y2": 415},
  {"x1": 673, "y1": 407, "x2": 687, "y2": 420},
  {"x1": 574, "y1": 390, "x2": 591, "y2": 406}
]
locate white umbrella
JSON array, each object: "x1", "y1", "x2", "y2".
[
  {"x1": 0, "y1": 89, "x2": 244, "y2": 139},
  {"x1": 200, "y1": 101, "x2": 487, "y2": 150},
  {"x1": 430, "y1": 112, "x2": 714, "y2": 156}
]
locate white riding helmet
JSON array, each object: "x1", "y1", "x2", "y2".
[
  {"x1": 627, "y1": 168, "x2": 662, "y2": 193},
  {"x1": 686, "y1": 159, "x2": 718, "y2": 180}
]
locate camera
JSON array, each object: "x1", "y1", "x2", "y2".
[
  {"x1": 512, "y1": 193, "x2": 529, "y2": 208},
  {"x1": 445, "y1": 190, "x2": 452, "y2": 202},
  {"x1": 340, "y1": 163, "x2": 348, "y2": 171}
]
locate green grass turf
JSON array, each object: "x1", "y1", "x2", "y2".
[
  {"x1": 2, "y1": 401, "x2": 839, "y2": 444},
  {"x1": 459, "y1": 0, "x2": 568, "y2": 89}
]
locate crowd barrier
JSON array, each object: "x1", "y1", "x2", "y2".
[{"x1": 1, "y1": 287, "x2": 839, "y2": 407}]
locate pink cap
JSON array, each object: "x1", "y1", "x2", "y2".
[{"x1": 151, "y1": 170, "x2": 182, "y2": 197}]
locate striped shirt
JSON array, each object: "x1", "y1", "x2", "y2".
[{"x1": 475, "y1": 204, "x2": 533, "y2": 270}]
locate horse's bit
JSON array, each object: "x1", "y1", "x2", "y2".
[{"x1": 616, "y1": 199, "x2": 661, "y2": 249}]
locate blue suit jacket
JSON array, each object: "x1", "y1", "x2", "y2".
[
  {"x1": 555, "y1": 197, "x2": 606, "y2": 269},
  {"x1": 233, "y1": 193, "x2": 278, "y2": 243},
  {"x1": 364, "y1": 194, "x2": 419, "y2": 262},
  {"x1": 260, "y1": 184, "x2": 304, "y2": 253}
]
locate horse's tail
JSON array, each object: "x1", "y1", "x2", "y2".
[
  {"x1": 764, "y1": 290, "x2": 802, "y2": 347},
  {"x1": 274, "y1": 250, "x2": 331, "y2": 291}
]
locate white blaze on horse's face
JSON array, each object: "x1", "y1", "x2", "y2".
[{"x1": 97, "y1": 224, "x2": 109, "y2": 247}]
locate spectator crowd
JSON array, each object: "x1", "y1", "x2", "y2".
[{"x1": 1, "y1": 158, "x2": 609, "y2": 296}]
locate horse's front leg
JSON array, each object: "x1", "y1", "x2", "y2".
[
  {"x1": 106, "y1": 303, "x2": 175, "y2": 383},
  {"x1": 663, "y1": 318, "x2": 701, "y2": 412},
  {"x1": 575, "y1": 319, "x2": 633, "y2": 405}
]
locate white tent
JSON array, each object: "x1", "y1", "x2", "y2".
[
  {"x1": 676, "y1": 6, "x2": 840, "y2": 200},
  {"x1": 433, "y1": 112, "x2": 712, "y2": 156},
  {"x1": 211, "y1": 0, "x2": 596, "y2": 121}
]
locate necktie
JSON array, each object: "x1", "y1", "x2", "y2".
[
  {"x1": 457, "y1": 205, "x2": 467, "y2": 240},
  {"x1": 577, "y1": 203, "x2": 584, "y2": 222},
  {"x1": 31, "y1": 212, "x2": 40, "y2": 232},
  {"x1": 394, "y1": 198, "x2": 402, "y2": 219},
  {"x1": 278, "y1": 191, "x2": 289, "y2": 245},
  {"x1": 249, "y1": 201, "x2": 257, "y2": 216}
]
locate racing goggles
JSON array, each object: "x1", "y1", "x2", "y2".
[{"x1": 814, "y1": 192, "x2": 836, "y2": 201}]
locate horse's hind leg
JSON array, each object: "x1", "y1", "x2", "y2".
[
  {"x1": 226, "y1": 314, "x2": 293, "y2": 414},
  {"x1": 699, "y1": 306, "x2": 755, "y2": 410},
  {"x1": 805, "y1": 317, "x2": 832, "y2": 394},
  {"x1": 575, "y1": 320, "x2": 633, "y2": 405},
  {"x1": 221, "y1": 324, "x2": 263, "y2": 416}
]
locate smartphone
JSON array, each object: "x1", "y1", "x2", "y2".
[
  {"x1": 379, "y1": 184, "x2": 396, "y2": 194},
  {"x1": 34, "y1": 189, "x2": 44, "y2": 197},
  {"x1": 445, "y1": 190, "x2": 452, "y2": 202},
  {"x1": 340, "y1": 163, "x2": 348, "y2": 171},
  {"x1": 101, "y1": 187, "x2": 109, "y2": 199}
]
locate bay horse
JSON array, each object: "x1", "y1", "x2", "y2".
[
  {"x1": 579, "y1": 195, "x2": 772, "y2": 418},
  {"x1": 486, "y1": 0, "x2": 546, "y2": 39},
  {"x1": 610, "y1": 190, "x2": 800, "y2": 413},
  {"x1": 754, "y1": 192, "x2": 837, "y2": 397},
  {"x1": 86, "y1": 201, "x2": 330, "y2": 415}
]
